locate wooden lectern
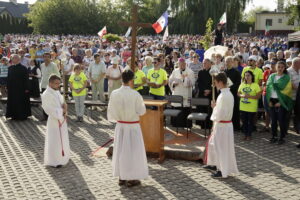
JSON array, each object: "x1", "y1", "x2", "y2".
[{"x1": 140, "y1": 100, "x2": 168, "y2": 163}]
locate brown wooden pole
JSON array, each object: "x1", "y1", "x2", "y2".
[
  {"x1": 212, "y1": 76, "x2": 215, "y2": 102},
  {"x1": 130, "y1": 5, "x2": 138, "y2": 72}
]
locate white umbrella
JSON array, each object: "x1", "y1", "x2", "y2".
[{"x1": 204, "y1": 45, "x2": 228, "y2": 59}]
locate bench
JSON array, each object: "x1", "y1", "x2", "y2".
[
  {"x1": 0, "y1": 97, "x2": 42, "y2": 104},
  {"x1": 0, "y1": 97, "x2": 108, "y2": 119}
]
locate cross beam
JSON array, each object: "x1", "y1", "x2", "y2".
[{"x1": 119, "y1": 5, "x2": 152, "y2": 71}]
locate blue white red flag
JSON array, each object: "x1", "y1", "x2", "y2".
[{"x1": 152, "y1": 11, "x2": 168, "y2": 34}]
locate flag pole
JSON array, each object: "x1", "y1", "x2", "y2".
[{"x1": 225, "y1": 4, "x2": 228, "y2": 34}]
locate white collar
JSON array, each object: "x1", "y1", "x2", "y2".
[{"x1": 220, "y1": 88, "x2": 230, "y2": 92}]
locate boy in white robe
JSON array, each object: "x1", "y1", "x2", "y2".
[
  {"x1": 42, "y1": 75, "x2": 70, "y2": 168},
  {"x1": 107, "y1": 70, "x2": 148, "y2": 187},
  {"x1": 205, "y1": 72, "x2": 239, "y2": 178}
]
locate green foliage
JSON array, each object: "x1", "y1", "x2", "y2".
[
  {"x1": 242, "y1": 6, "x2": 270, "y2": 25},
  {"x1": 169, "y1": 0, "x2": 250, "y2": 34},
  {"x1": 0, "y1": 15, "x2": 32, "y2": 34},
  {"x1": 26, "y1": 0, "x2": 104, "y2": 34},
  {"x1": 103, "y1": 34, "x2": 123, "y2": 42},
  {"x1": 286, "y1": 0, "x2": 300, "y2": 28},
  {"x1": 200, "y1": 18, "x2": 213, "y2": 50},
  {"x1": 237, "y1": 21, "x2": 253, "y2": 33},
  {"x1": 25, "y1": 0, "x2": 251, "y2": 35}
]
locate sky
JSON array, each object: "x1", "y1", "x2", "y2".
[
  {"x1": 245, "y1": 0, "x2": 278, "y2": 13},
  {"x1": 2, "y1": 0, "x2": 278, "y2": 13}
]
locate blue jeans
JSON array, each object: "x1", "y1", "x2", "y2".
[
  {"x1": 270, "y1": 106, "x2": 288, "y2": 139},
  {"x1": 240, "y1": 111, "x2": 255, "y2": 137},
  {"x1": 150, "y1": 93, "x2": 165, "y2": 100},
  {"x1": 74, "y1": 95, "x2": 86, "y2": 117}
]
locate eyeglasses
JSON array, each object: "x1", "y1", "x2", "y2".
[{"x1": 152, "y1": 61, "x2": 158, "y2": 64}]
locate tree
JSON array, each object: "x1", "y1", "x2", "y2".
[
  {"x1": 286, "y1": 0, "x2": 300, "y2": 28},
  {"x1": 26, "y1": 0, "x2": 251, "y2": 35},
  {"x1": 168, "y1": 0, "x2": 250, "y2": 34},
  {"x1": 103, "y1": 34, "x2": 123, "y2": 42},
  {"x1": 200, "y1": 18, "x2": 213, "y2": 50},
  {"x1": 26, "y1": 0, "x2": 105, "y2": 34},
  {"x1": 243, "y1": 6, "x2": 270, "y2": 25},
  {"x1": 0, "y1": 16, "x2": 5, "y2": 34},
  {"x1": 5, "y1": 15, "x2": 12, "y2": 34}
]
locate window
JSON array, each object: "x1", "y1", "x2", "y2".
[
  {"x1": 278, "y1": 18, "x2": 283, "y2": 23},
  {"x1": 266, "y1": 19, "x2": 273, "y2": 26}
]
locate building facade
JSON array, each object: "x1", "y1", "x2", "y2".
[{"x1": 255, "y1": 11, "x2": 298, "y2": 35}]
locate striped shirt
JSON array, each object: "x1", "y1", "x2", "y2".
[{"x1": 0, "y1": 64, "x2": 8, "y2": 78}]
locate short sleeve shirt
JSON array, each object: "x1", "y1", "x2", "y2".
[
  {"x1": 134, "y1": 70, "x2": 146, "y2": 91},
  {"x1": 238, "y1": 82, "x2": 261, "y2": 112},
  {"x1": 88, "y1": 61, "x2": 106, "y2": 80},
  {"x1": 241, "y1": 66, "x2": 263, "y2": 85},
  {"x1": 147, "y1": 68, "x2": 168, "y2": 96},
  {"x1": 69, "y1": 72, "x2": 87, "y2": 97}
]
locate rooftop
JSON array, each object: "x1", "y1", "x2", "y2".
[{"x1": 0, "y1": 1, "x2": 29, "y2": 18}]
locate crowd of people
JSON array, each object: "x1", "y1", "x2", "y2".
[{"x1": 0, "y1": 33, "x2": 299, "y2": 149}]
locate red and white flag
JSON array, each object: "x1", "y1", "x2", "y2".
[
  {"x1": 219, "y1": 12, "x2": 227, "y2": 25},
  {"x1": 97, "y1": 26, "x2": 107, "y2": 38},
  {"x1": 152, "y1": 11, "x2": 168, "y2": 34}
]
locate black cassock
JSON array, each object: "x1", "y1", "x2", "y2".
[
  {"x1": 6, "y1": 63, "x2": 31, "y2": 120},
  {"x1": 225, "y1": 67, "x2": 241, "y2": 130},
  {"x1": 196, "y1": 68, "x2": 214, "y2": 128}
]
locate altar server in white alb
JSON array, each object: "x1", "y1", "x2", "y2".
[
  {"x1": 107, "y1": 70, "x2": 148, "y2": 187},
  {"x1": 42, "y1": 75, "x2": 70, "y2": 168},
  {"x1": 206, "y1": 72, "x2": 239, "y2": 178},
  {"x1": 169, "y1": 57, "x2": 195, "y2": 107}
]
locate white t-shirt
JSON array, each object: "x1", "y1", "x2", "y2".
[
  {"x1": 64, "y1": 58, "x2": 75, "y2": 75},
  {"x1": 111, "y1": 55, "x2": 121, "y2": 64},
  {"x1": 271, "y1": 75, "x2": 282, "y2": 98}
]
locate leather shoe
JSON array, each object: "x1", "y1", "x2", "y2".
[{"x1": 211, "y1": 171, "x2": 223, "y2": 178}]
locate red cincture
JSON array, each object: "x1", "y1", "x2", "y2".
[{"x1": 219, "y1": 121, "x2": 232, "y2": 123}]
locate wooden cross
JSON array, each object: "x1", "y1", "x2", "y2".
[{"x1": 119, "y1": 4, "x2": 152, "y2": 71}]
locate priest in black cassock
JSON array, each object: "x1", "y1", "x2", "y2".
[
  {"x1": 196, "y1": 58, "x2": 214, "y2": 128},
  {"x1": 225, "y1": 56, "x2": 241, "y2": 131},
  {"x1": 6, "y1": 54, "x2": 31, "y2": 120}
]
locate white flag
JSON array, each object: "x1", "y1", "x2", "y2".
[
  {"x1": 219, "y1": 12, "x2": 226, "y2": 24},
  {"x1": 163, "y1": 26, "x2": 169, "y2": 42},
  {"x1": 97, "y1": 26, "x2": 107, "y2": 38},
  {"x1": 125, "y1": 27, "x2": 132, "y2": 37}
]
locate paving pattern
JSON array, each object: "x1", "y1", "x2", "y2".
[{"x1": 0, "y1": 103, "x2": 300, "y2": 200}]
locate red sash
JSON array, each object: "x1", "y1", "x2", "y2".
[{"x1": 219, "y1": 121, "x2": 232, "y2": 123}]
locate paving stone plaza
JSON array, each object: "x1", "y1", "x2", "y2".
[{"x1": 0, "y1": 104, "x2": 300, "y2": 200}]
